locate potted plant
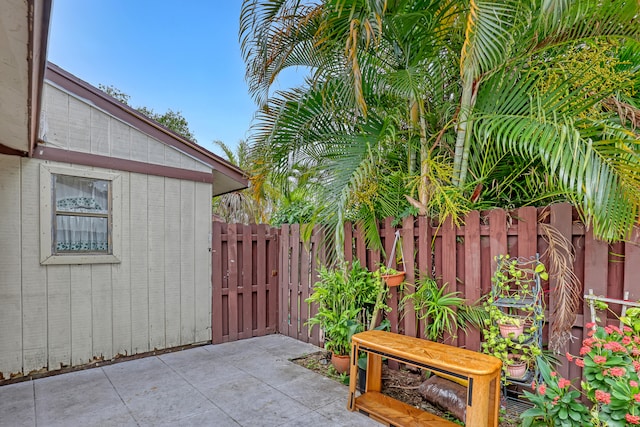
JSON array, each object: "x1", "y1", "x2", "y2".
[
  {"x1": 482, "y1": 319, "x2": 542, "y2": 381},
  {"x1": 306, "y1": 260, "x2": 389, "y2": 373},
  {"x1": 378, "y1": 265, "x2": 405, "y2": 287},
  {"x1": 402, "y1": 276, "x2": 486, "y2": 342},
  {"x1": 482, "y1": 254, "x2": 547, "y2": 383},
  {"x1": 484, "y1": 304, "x2": 531, "y2": 339}
]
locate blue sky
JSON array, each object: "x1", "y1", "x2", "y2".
[{"x1": 48, "y1": 1, "x2": 303, "y2": 156}]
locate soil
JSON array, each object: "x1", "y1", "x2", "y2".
[{"x1": 291, "y1": 351, "x2": 522, "y2": 427}]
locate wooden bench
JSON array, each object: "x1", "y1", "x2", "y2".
[{"x1": 348, "y1": 330, "x2": 502, "y2": 427}]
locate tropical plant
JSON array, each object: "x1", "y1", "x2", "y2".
[
  {"x1": 240, "y1": 0, "x2": 640, "y2": 254},
  {"x1": 520, "y1": 357, "x2": 591, "y2": 427},
  {"x1": 211, "y1": 140, "x2": 272, "y2": 224},
  {"x1": 522, "y1": 317, "x2": 640, "y2": 427},
  {"x1": 402, "y1": 276, "x2": 485, "y2": 343},
  {"x1": 306, "y1": 260, "x2": 389, "y2": 355}
]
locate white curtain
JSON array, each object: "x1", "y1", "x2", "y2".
[{"x1": 54, "y1": 175, "x2": 109, "y2": 252}]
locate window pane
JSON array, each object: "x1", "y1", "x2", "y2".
[
  {"x1": 55, "y1": 215, "x2": 109, "y2": 252},
  {"x1": 54, "y1": 175, "x2": 109, "y2": 214}
]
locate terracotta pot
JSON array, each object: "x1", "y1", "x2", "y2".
[
  {"x1": 507, "y1": 356, "x2": 527, "y2": 379},
  {"x1": 499, "y1": 322, "x2": 524, "y2": 339},
  {"x1": 331, "y1": 353, "x2": 351, "y2": 374},
  {"x1": 381, "y1": 271, "x2": 405, "y2": 287}
]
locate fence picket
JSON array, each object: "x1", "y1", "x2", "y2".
[
  {"x1": 256, "y1": 225, "x2": 267, "y2": 336},
  {"x1": 402, "y1": 216, "x2": 417, "y2": 338},
  {"x1": 464, "y1": 210, "x2": 481, "y2": 351},
  {"x1": 212, "y1": 221, "x2": 223, "y2": 344}
]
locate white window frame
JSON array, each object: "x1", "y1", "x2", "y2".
[{"x1": 40, "y1": 164, "x2": 122, "y2": 265}]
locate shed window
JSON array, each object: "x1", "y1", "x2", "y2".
[
  {"x1": 40, "y1": 164, "x2": 121, "y2": 265},
  {"x1": 53, "y1": 175, "x2": 111, "y2": 253}
]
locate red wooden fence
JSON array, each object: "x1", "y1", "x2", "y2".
[{"x1": 212, "y1": 203, "x2": 640, "y2": 378}]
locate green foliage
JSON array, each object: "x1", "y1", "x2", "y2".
[
  {"x1": 270, "y1": 199, "x2": 315, "y2": 226},
  {"x1": 212, "y1": 140, "x2": 270, "y2": 224},
  {"x1": 137, "y1": 107, "x2": 196, "y2": 141},
  {"x1": 482, "y1": 255, "x2": 546, "y2": 381},
  {"x1": 97, "y1": 84, "x2": 197, "y2": 141},
  {"x1": 520, "y1": 358, "x2": 591, "y2": 427},
  {"x1": 305, "y1": 260, "x2": 389, "y2": 355},
  {"x1": 98, "y1": 84, "x2": 131, "y2": 105},
  {"x1": 403, "y1": 276, "x2": 485, "y2": 342},
  {"x1": 523, "y1": 316, "x2": 640, "y2": 426},
  {"x1": 241, "y1": 0, "x2": 640, "y2": 244}
]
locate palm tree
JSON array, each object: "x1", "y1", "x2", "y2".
[
  {"x1": 240, "y1": 0, "x2": 640, "y2": 244},
  {"x1": 212, "y1": 140, "x2": 272, "y2": 224},
  {"x1": 451, "y1": 1, "x2": 640, "y2": 240}
]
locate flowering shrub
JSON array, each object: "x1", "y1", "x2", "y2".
[{"x1": 522, "y1": 320, "x2": 640, "y2": 427}]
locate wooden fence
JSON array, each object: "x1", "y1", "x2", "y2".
[{"x1": 212, "y1": 203, "x2": 640, "y2": 378}]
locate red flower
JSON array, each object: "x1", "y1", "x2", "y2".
[
  {"x1": 631, "y1": 380, "x2": 638, "y2": 387},
  {"x1": 634, "y1": 393, "x2": 640, "y2": 403},
  {"x1": 588, "y1": 329, "x2": 596, "y2": 337},
  {"x1": 575, "y1": 358, "x2": 585, "y2": 368},
  {"x1": 595, "y1": 390, "x2": 611, "y2": 404},
  {"x1": 624, "y1": 326, "x2": 633, "y2": 333},
  {"x1": 609, "y1": 367, "x2": 626, "y2": 377},
  {"x1": 605, "y1": 326, "x2": 614, "y2": 334},
  {"x1": 623, "y1": 336, "x2": 632, "y2": 345},
  {"x1": 586, "y1": 322, "x2": 596, "y2": 329},
  {"x1": 609, "y1": 325, "x2": 622, "y2": 334},
  {"x1": 566, "y1": 352, "x2": 574, "y2": 362},
  {"x1": 634, "y1": 361, "x2": 640, "y2": 372},
  {"x1": 531, "y1": 382, "x2": 536, "y2": 390},
  {"x1": 580, "y1": 346, "x2": 591, "y2": 356},
  {"x1": 593, "y1": 355, "x2": 607, "y2": 364},
  {"x1": 558, "y1": 378, "x2": 572, "y2": 388},
  {"x1": 604, "y1": 341, "x2": 626, "y2": 352},
  {"x1": 626, "y1": 414, "x2": 640, "y2": 425},
  {"x1": 550, "y1": 371, "x2": 557, "y2": 377},
  {"x1": 538, "y1": 384, "x2": 547, "y2": 395}
]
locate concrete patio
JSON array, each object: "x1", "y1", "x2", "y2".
[{"x1": 0, "y1": 334, "x2": 378, "y2": 427}]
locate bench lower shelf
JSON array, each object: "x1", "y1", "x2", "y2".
[{"x1": 353, "y1": 391, "x2": 459, "y2": 427}]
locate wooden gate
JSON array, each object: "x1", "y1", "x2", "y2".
[{"x1": 211, "y1": 222, "x2": 279, "y2": 344}]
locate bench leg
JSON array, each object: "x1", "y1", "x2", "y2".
[
  {"x1": 465, "y1": 374, "x2": 500, "y2": 427},
  {"x1": 348, "y1": 342, "x2": 358, "y2": 411}
]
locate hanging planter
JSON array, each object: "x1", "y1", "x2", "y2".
[
  {"x1": 381, "y1": 271, "x2": 406, "y2": 287},
  {"x1": 379, "y1": 230, "x2": 406, "y2": 288}
]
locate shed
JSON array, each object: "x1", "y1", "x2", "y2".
[{"x1": 0, "y1": 2, "x2": 248, "y2": 379}]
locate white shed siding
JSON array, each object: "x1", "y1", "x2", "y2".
[
  {"x1": 0, "y1": 157, "x2": 22, "y2": 377},
  {"x1": 21, "y1": 159, "x2": 48, "y2": 374},
  {"x1": 42, "y1": 84, "x2": 211, "y2": 173},
  {"x1": 0, "y1": 154, "x2": 213, "y2": 379}
]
